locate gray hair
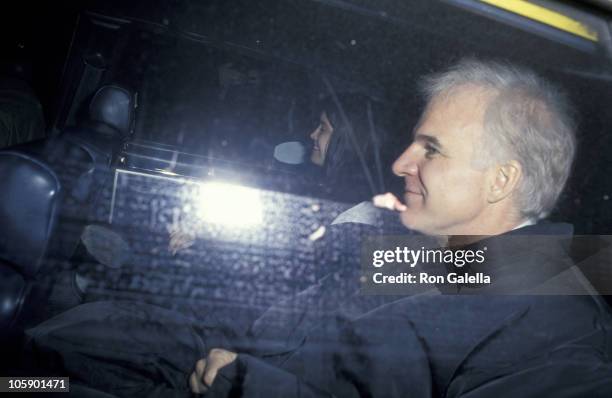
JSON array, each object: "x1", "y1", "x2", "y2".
[{"x1": 420, "y1": 59, "x2": 576, "y2": 220}]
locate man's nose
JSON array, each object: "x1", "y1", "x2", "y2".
[{"x1": 392, "y1": 144, "x2": 419, "y2": 176}]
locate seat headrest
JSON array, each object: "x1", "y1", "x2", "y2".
[
  {"x1": 89, "y1": 85, "x2": 134, "y2": 136},
  {"x1": 0, "y1": 151, "x2": 61, "y2": 277}
]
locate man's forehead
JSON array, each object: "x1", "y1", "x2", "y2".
[
  {"x1": 413, "y1": 85, "x2": 492, "y2": 149},
  {"x1": 426, "y1": 84, "x2": 493, "y2": 116},
  {"x1": 431, "y1": 83, "x2": 494, "y2": 104},
  {"x1": 413, "y1": 132, "x2": 442, "y2": 146}
]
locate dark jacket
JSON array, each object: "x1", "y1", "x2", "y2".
[
  {"x1": 23, "y1": 222, "x2": 612, "y2": 397},
  {"x1": 206, "y1": 222, "x2": 612, "y2": 397}
]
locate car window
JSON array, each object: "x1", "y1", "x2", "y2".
[{"x1": 3, "y1": 1, "x2": 612, "y2": 395}]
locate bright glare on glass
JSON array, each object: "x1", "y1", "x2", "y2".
[{"x1": 194, "y1": 181, "x2": 263, "y2": 227}]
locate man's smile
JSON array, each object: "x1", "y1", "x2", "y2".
[{"x1": 404, "y1": 183, "x2": 423, "y2": 196}]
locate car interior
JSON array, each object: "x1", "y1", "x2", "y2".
[{"x1": 1, "y1": 0, "x2": 612, "y2": 395}]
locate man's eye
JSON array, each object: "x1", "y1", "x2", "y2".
[{"x1": 425, "y1": 144, "x2": 439, "y2": 158}]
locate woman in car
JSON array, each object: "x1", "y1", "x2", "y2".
[
  {"x1": 306, "y1": 93, "x2": 387, "y2": 204},
  {"x1": 169, "y1": 93, "x2": 390, "y2": 253}
]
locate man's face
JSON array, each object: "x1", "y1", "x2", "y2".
[{"x1": 392, "y1": 85, "x2": 494, "y2": 236}]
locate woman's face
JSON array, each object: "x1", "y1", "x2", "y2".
[{"x1": 309, "y1": 111, "x2": 334, "y2": 166}]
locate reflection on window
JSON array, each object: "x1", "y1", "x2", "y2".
[{"x1": 192, "y1": 181, "x2": 263, "y2": 228}]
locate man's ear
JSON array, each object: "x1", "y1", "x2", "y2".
[{"x1": 488, "y1": 160, "x2": 522, "y2": 203}]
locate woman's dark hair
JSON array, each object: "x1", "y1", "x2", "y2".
[{"x1": 314, "y1": 93, "x2": 388, "y2": 203}]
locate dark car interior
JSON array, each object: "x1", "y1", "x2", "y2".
[{"x1": 1, "y1": 0, "x2": 612, "y2": 395}]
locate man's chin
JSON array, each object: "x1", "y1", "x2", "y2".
[
  {"x1": 399, "y1": 210, "x2": 419, "y2": 230},
  {"x1": 399, "y1": 210, "x2": 437, "y2": 236}
]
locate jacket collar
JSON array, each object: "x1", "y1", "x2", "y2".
[{"x1": 437, "y1": 222, "x2": 575, "y2": 294}]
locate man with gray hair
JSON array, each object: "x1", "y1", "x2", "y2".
[
  {"x1": 22, "y1": 59, "x2": 611, "y2": 397},
  {"x1": 190, "y1": 59, "x2": 612, "y2": 397},
  {"x1": 376, "y1": 58, "x2": 576, "y2": 239}
]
